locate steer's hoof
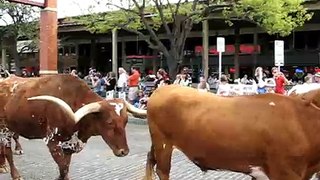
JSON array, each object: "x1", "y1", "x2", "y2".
[
  {"x1": 0, "y1": 165, "x2": 9, "y2": 173},
  {"x1": 14, "y1": 150, "x2": 24, "y2": 155}
]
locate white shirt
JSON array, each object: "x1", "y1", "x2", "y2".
[
  {"x1": 197, "y1": 83, "x2": 210, "y2": 92},
  {"x1": 117, "y1": 73, "x2": 128, "y2": 88},
  {"x1": 217, "y1": 83, "x2": 231, "y2": 96}
]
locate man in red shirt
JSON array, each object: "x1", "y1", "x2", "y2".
[
  {"x1": 128, "y1": 67, "x2": 140, "y2": 104},
  {"x1": 272, "y1": 67, "x2": 289, "y2": 95}
]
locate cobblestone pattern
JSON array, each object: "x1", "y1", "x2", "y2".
[{"x1": 0, "y1": 122, "x2": 316, "y2": 180}]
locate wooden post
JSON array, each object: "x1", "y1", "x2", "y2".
[
  {"x1": 202, "y1": 20, "x2": 209, "y2": 79},
  {"x1": 39, "y1": 0, "x2": 58, "y2": 75},
  {"x1": 112, "y1": 28, "x2": 118, "y2": 79}
]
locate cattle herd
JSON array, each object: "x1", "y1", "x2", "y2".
[{"x1": 0, "y1": 74, "x2": 320, "y2": 180}]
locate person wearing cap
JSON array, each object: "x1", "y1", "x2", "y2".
[
  {"x1": 314, "y1": 72, "x2": 320, "y2": 83},
  {"x1": 292, "y1": 69, "x2": 304, "y2": 84}
]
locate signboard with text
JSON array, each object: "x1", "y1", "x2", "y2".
[
  {"x1": 274, "y1": 40, "x2": 284, "y2": 66},
  {"x1": 216, "y1": 37, "x2": 225, "y2": 53}
]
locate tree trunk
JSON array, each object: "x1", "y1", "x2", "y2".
[
  {"x1": 234, "y1": 26, "x2": 240, "y2": 79},
  {"x1": 165, "y1": 53, "x2": 178, "y2": 80}
]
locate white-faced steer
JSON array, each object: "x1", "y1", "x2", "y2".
[{"x1": 0, "y1": 75, "x2": 132, "y2": 180}]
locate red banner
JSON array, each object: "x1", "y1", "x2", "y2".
[{"x1": 195, "y1": 44, "x2": 261, "y2": 55}]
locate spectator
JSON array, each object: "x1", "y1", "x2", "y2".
[
  {"x1": 128, "y1": 67, "x2": 140, "y2": 104},
  {"x1": 173, "y1": 74, "x2": 189, "y2": 86},
  {"x1": 117, "y1": 67, "x2": 128, "y2": 92},
  {"x1": 181, "y1": 67, "x2": 192, "y2": 87},
  {"x1": 272, "y1": 67, "x2": 290, "y2": 95},
  {"x1": 70, "y1": 69, "x2": 78, "y2": 77},
  {"x1": 197, "y1": 76, "x2": 210, "y2": 92},
  {"x1": 217, "y1": 75, "x2": 230, "y2": 96},
  {"x1": 155, "y1": 68, "x2": 169, "y2": 88},
  {"x1": 105, "y1": 72, "x2": 117, "y2": 99},
  {"x1": 91, "y1": 72, "x2": 103, "y2": 96}
]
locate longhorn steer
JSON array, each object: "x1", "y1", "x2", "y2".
[
  {"x1": 0, "y1": 74, "x2": 131, "y2": 180},
  {"x1": 127, "y1": 85, "x2": 320, "y2": 180},
  {"x1": 0, "y1": 75, "x2": 33, "y2": 157},
  {"x1": 289, "y1": 87, "x2": 320, "y2": 180}
]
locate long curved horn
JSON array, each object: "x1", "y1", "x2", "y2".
[
  {"x1": 74, "y1": 102, "x2": 101, "y2": 123},
  {"x1": 28, "y1": 95, "x2": 75, "y2": 121},
  {"x1": 123, "y1": 100, "x2": 147, "y2": 119},
  {"x1": 28, "y1": 95, "x2": 102, "y2": 123}
]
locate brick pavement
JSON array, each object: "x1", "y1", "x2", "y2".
[{"x1": 0, "y1": 122, "x2": 315, "y2": 180}]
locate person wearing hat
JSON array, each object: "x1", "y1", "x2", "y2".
[
  {"x1": 292, "y1": 68, "x2": 304, "y2": 84},
  {"x1": 314, "y1": 72, "x2": 320, "y2": 83}
]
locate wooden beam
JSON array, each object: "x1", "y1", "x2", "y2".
[{"x1": 6, "y1": 0, "x2": 45, "y2": 8}]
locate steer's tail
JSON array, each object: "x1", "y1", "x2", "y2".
[{"x1": 123, "y1": 100, "x2": 147, "y2": 119}]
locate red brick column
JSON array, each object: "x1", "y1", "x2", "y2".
[{"x1": 39, "y1": 0, "x2": 58, "y2": 76}]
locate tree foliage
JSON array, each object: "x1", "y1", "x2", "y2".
[
  {"x1": 0, "y1": 0, "x2": 39, "y2": 73},
  {"x1": 73, "y1": 0, "x2": 312, "y2": 77},
  {"x1": 223, "y1": 0, "x2": 313, "y2": 36}
]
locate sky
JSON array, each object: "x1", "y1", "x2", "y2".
[
  {"x1": 0, "y1": 0, "x2": 181, "y2": 25},
  {"x1": 57, "y1": 0, "x2": 107, "y2": 18}
]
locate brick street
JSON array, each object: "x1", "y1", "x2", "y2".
[{"x1": 0, "y1": 120, "x2": 314, "y2": 180}]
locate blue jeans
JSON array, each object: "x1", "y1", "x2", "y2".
[{"x1": 257, "y1": 87, "x2": 266, "y2": 94}]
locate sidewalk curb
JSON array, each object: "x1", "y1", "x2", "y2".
[{"x1": 128, "y1": 118, "x2": 148, "y2": 126}]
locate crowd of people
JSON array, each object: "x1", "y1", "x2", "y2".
[
  {"x1": 216, "y1": 66, "x2": 320, "y2": 96},
  {"x1": 66, "y1": 65, "x2": 320, "y2": 106},
  {"x1": 5, "y1": 65, "x2": 320, "y2": 109}
]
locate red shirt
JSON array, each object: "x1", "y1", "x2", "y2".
[
  {"x1": 128, "y1": 71, "x2": 140, "y2": 87},
  {"x1": 275, "y1": 76, "x2": 285, "y2": 94}
]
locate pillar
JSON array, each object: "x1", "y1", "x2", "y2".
[
  {"x1": 253, "y1": 28, "x2": 258, "y2": 71},
  {"x1": 112, "y1": 28, "x2": 118, "y2": 79},
  {"x1": 202, "y1": 20, "x2": 209, "y2": 79},
  {"x1": 1, "y1": 48, "x2": 6, "y2": 70},
  {"x1": 39, "y1": 0, "x2": 58, "y2": 75},
  {"x1": 90, "y1": 39, "x2": 96, "y2": 68},
  {"x1": 121, "y1": 40, "x2": 127, "y2": 69}
]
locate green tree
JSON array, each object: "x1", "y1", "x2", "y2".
[
  {"x1": 0, "y1": 0, "x2": 39, "y2": 74},
  {"x1": 74, "y1": 0, "x2": 312, "y2": 78}
]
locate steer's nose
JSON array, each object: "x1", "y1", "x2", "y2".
[{"x1": 116, "y1": 148, "x2": 129, "y2": 157}]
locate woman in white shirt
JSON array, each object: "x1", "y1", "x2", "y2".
[
  {"x1": 117, "y1": 67, "x2": 128, "y2": 92},
  {"x1": 173, "y1": 74, "x2": 189, "y2": 86},
  {"x1": 197, "y1": 76, "x2": 210, "y2": 92},
  {"x1": 217, "y1": 75, "x2": 230, "y2": 96}
]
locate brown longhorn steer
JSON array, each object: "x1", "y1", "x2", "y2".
[
  {"x1": 289, "y1": 88, "x2": 320, "y2": 180},
  {"x1": 0, "y1": 74, "x2": 133, "y2": 180},
  {"x1": 126, "y1": 85, "x2": 320, "y2": 180},
  {"x1": 0, "y1": 75, "x2": 29, "y2": 156}
]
